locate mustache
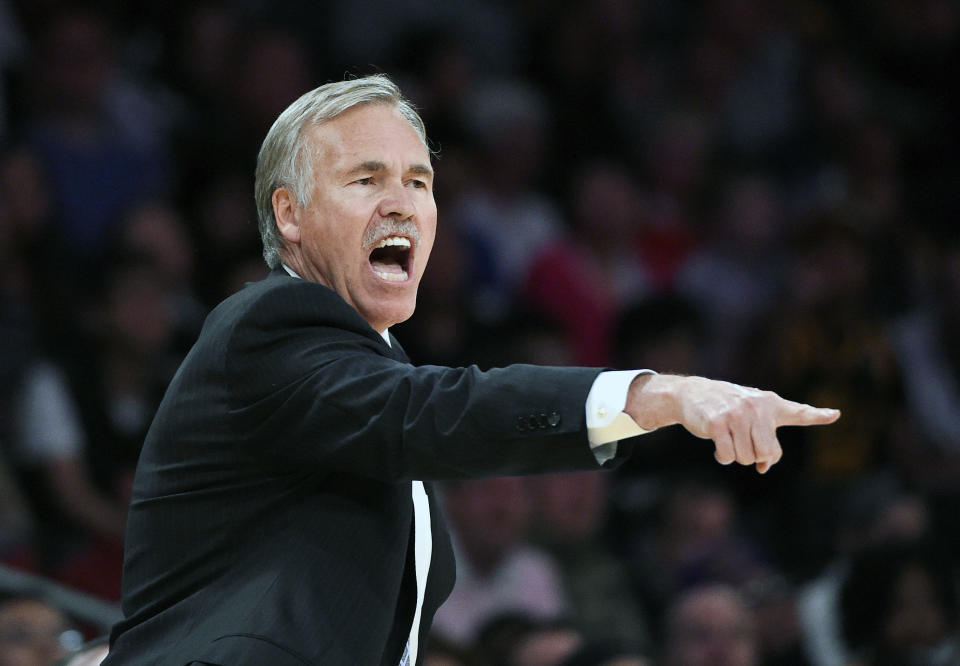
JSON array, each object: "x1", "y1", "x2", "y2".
[{"x1": 362, "y1": 219, "x2": 421, "y2": 250}]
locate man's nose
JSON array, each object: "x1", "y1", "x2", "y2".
[{"x1": 377, "y1": 181, "x2": 416, "y2": 219}]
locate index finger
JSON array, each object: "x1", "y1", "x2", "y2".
[{"x1": 776, "y1": 400, "x2": 841, "y2": 427}]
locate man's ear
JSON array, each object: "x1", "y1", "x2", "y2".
[{"x1": 272, "y1": 188, "x2": 301, "y2": 244}]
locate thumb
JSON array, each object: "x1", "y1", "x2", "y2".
[{"x1": 777, "y1": 401, "x2": 841, "y2": 427}]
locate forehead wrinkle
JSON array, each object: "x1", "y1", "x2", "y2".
[{"x1": 309, "y1": 116, "x2": 432, "y2": 178}]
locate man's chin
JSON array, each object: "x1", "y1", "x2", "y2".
[{"x1": 359, "y1": 297, "x2": 417, "y2": 333}]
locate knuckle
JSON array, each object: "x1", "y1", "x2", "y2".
[
  {"x1": 756, "y1": 437, "x2": 777, "y2": 456},
  {"x1": 732, "y1": 396, "x2": 761, "y2": 422},
  {"x1": 707, "y1": 419, "x2": 727, "y2": 439}
]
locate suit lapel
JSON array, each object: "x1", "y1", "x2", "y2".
[{"x1": 386, "y1": 333, "x2": 412, "y2": 364}]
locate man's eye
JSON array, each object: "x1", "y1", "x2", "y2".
[
  {"x1": 410, "y1": 180, "x2": 426, "y2": 189},
  {"x1": 355, "y1": 177, "x2": 373, "y2": 185}
]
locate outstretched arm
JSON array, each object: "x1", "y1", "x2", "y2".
[{"x1": 625, "y1": 374, "x2": 841, "y2": 474}]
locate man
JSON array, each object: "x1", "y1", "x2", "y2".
[
  {"x1": 660, "y1": 584, "x2": 759, "y2": 666},
  {"x1": 104, "y1": 75, "x2": 838, "y2": 665},
  {"x1": 0, "y1": 594, "x2": 74, "y2": 666}
]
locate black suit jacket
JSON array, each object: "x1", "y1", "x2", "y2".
[{"x1": 105, "y1": 268, "x2": 618, "y2": 665}]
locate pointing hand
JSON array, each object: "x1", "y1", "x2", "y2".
[{"x1": 625, "y1": 375, "x2": 841, "y2": 473}]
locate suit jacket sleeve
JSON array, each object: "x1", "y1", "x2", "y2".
[{"x1": 222, "y1": 278, "x2": 611, "y2": 481}]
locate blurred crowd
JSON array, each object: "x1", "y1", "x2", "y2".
[{"x1": 0, "y1": 0, "x2": 958, "y2": 664}]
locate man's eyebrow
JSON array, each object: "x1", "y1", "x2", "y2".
[
  {"x1": 345, "y1": 160, "x2": 388, "y2": 176},
  {"x1": 408, "y1": 163, "x2": 433, "y2": 178},
  {"x1": 343, "y1": 161, "x2": 433, "y2": 179}
]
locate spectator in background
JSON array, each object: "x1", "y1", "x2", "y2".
[
  {"x1": 838, "y1": 118, "x2": 903, "y2": 232},
  {"x1": 66, "y1": 256, "x2": 179, "y2": 500},
  {"x1": 528, "y1": 471, "x2": 650, "y2": 653},
  {"x1": 798, "y1": 474, "x2": 932, "y2": 666},
  {"x1": 890, "y1": 238, "x2": 960, "y2": 488},
  {"x1": 174, "y1": 24, "x2": 313, "y2": 219},
  {"x1": 432, "y1": 477, "x2": 568, "y2": 645},
  {"x1": 47, "y1": 256, "x2": 180, "y2": 600},
  {"x1": 116, "y1": 200, "x2": 206, "y2": 353},
  {"x1": 627, "y1": 476, "x2": 768, "y2": 633},
  {"x1": 10, "y1": 356, "x2": 126, "y2": 560},
  {"x1": 615, "y1": 296, "x2": 705, "y2": 384},
  {"x1": 391, "y1": 30, "x2": 477, "y2": 154},
  {"x1": 676, "y1": 173, "x2": 785, "y2": 377},
  {"x1": 184, "y1": 167, "x2": 264, "y2": 304},
  {"x1": 0, "y1": 160, "x2": 188, "y2": 580},
  {"x1": 23, "y1": 8, "x2": 168, "y2": 264},
  {"x1": 659, "y1": 583, "x2": 758, "y2": 666},
  {"x1": 478, "y1": 313, "x2": 576, "y2": 370},
  {"x1": 0, "y1": 145, "x2": 73, "y2": 349},
  {"x1": 696, "y1": 0, "x2": 803, "y2": 165},
  {"x1": 2, "y1": 256, "x2": 181, "y2": 594},
  {"x1": 0, "y1": 146, "x2": 78, "y2": 571},
  {"x1": 451, "y1": 79, "x2": 561, "y2": 324},
  {"x1": 741, "y1": 216, "x2": 900, "y2": 484},
  {"x1": 742, "y1": 573, "x2": 811, "y2": 666},
  {"x1": 166, "y1": 4, "x2": 243, "y2": 207},
  {"x1": 0, "y1": 593, "x2": 78, "y2": 666},
  {"x1": 233, "y1": 28, "x2": 313, "y2": 147},
  {"x1": 632, "y1": 107, "x2": 710, "y2": 290},
  {"x1": 840, "y1": 542, "x2": 960, "y2": 666},
  {"x1": 167, "y1": 3, "x2": 241, "y2": 110},
  {"x1": 783, "y1": 48, "x2": 871, "y2": 213},
  {"x1": 524, "y1": 160, "x2": 651, "y2": 366}
]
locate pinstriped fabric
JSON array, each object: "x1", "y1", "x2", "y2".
[{"x1": 106, "y1": 268, "x2": 614, "y2": 665}]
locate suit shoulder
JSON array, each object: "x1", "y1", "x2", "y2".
[{"x1": 203, "y1": 271, "x2": 380, "y2": 347}]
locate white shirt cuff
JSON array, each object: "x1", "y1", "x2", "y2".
[{"x1": 586, "y1": 370, "x2": 657, "y2": 463}]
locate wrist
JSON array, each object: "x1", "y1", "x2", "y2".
[{"x1": 625, "y1": 373, "x2": 686, "y2": 430}]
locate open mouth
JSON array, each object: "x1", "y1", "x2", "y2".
[{"x1": 368, "y1": 236, "x2": 412, "y2": 282}]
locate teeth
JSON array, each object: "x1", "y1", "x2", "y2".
[
  {"x1": 376, "y1": 236, "x2": 412, "y2": 249},
  {"x1": 373, "y1": 268, "x2": 409, "y2": 282}
]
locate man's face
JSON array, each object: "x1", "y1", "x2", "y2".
[
  {"x1": 0, "y1": 599, "x2": 70, "y2": 666},
  {"x1": 278, "y1": 103, "x2": 437, "y2": 332},
  {"x1": 665, "y1": 587, "x2": 757, "y2": 666}
]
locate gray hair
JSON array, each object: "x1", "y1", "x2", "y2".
[{"x1": 254, "y1": 74, "x2": 429, "y2": 268}]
